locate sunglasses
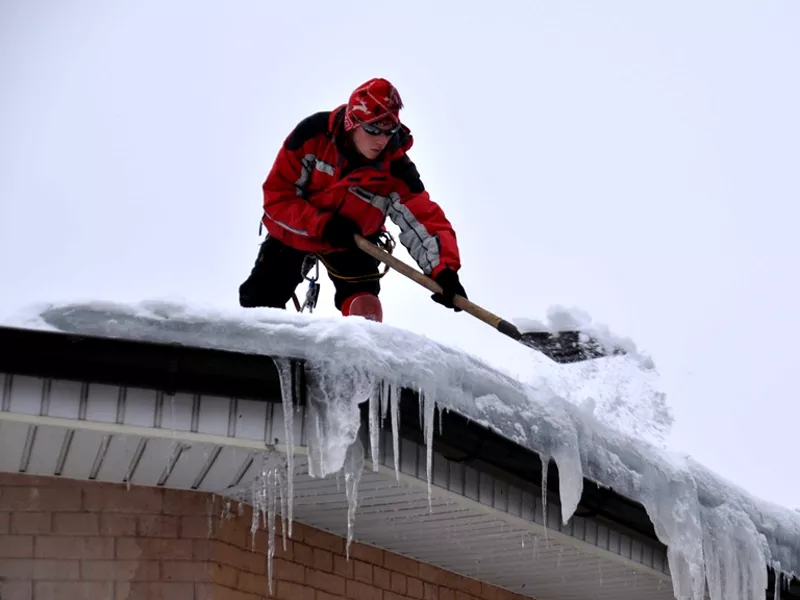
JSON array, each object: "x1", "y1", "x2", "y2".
[{"x1": 356, "y1": 117, "x2": 401, "y2": 137}]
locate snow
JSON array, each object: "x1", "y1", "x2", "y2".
[{"x1": 3, "y1": 298, "x2": 799, "y2": 600}]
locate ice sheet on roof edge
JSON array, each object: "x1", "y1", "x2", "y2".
[{"x1": 13, "y1": 300, "x2": 800, "y2": 600}]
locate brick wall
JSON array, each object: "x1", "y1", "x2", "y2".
[{"x1": 0, "y1": 473, "x2": 531, "y2": 600}]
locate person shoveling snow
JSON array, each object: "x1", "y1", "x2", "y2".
[{"x1": 238, "y1": 76, "x2": 627, "y2": 365}]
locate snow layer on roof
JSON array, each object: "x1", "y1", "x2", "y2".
[{"x1": 4, "y1": 300, "x2": 799, "y2": 600}]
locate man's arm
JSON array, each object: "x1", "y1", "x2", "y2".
[
  {"x1": 387, "y1": 155, "x2": 461, "y2": 278},
  {"x1": 262, "y1": 112, "x2": 334, "y2": 239}
]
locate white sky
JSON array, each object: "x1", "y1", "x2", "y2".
[{"x1": 2, "y1": 1, "x2": 799, "y2": 510}]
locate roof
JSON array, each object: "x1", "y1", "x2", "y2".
[{"x1": 1, "y1": 300, "x2": 798, "y2": 600}]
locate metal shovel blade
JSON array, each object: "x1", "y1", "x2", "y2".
[{"x1": 519, "y1": 330, "x2": 627, "y2": 364}]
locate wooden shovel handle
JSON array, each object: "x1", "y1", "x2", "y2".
[{"x1": 354, "y1": 234, "x2": 522, "y2": 341}]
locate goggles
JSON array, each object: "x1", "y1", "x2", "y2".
[{"x1": 355, "y1": 116, "x2": 401, "y2": 137}]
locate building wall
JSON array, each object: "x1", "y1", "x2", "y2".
[{"x1": 0, "y1": 473, "x2": 531, "y2": 600}]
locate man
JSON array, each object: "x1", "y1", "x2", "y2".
[{"x1": 239, "y1": 77, "x2": 467, "y2": 322}]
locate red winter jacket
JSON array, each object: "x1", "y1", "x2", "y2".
[{"x1": 261, "y1": 105, "x2": 461, "y2": 278}]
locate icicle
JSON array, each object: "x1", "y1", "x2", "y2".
[
  {"x1": 303, "y1": 360, "x2": 371, "y2": 478},
  {"x1": 248, "y1": 450, "x2": 288, "y2": 596},
  {"x1": 369, "y1": 388, "x2": 380, "y2": 472},
  {"x1": 278, "y1": 467, "x2": 288, "y2": 553},
  {"x1": 701, "y1": 502, "x2": 768, "y2": 600},
  {"x1": 343, "y1": 439, "x2": 365, "y2": 558},
  {"x1": 421, "y1": 389, "x2": 436, "y2": 512},
  {"x1": 390, "y1": 383, "x2": 401, "y2": 481},
  {"x1": 380, "y1": 380, "x2": 389, "y2": 424},
  {"x1": 266, "y1": 468, "x2": 277, "y2": 595},
  {"x1": 540, "y1": 453, "x2": 549, "y2": 540},
  {"x1": 272, "y1": 358, "x2": 297, "y2": 537},
  {"x1": 774, "y1": 565, "x2": 781, "y2": 600},
  {"x1": 207, "y1": 493, "x2": 216, "y2": 538},
  {"x1": 249, "y1": 477, "x2": 260, "y2": 550}
]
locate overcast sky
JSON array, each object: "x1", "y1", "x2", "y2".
[{"x1": 2, "y1": 1, "x2": 799, "y2": 510}]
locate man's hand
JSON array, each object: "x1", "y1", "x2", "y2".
[
  {"x1": 431, "y1": 269, "x2": 467, "y2": 311},
  {"x1": 321, "y1": 213, "x2": 361, "y2": 249}
]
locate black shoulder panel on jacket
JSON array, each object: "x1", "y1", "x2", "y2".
[
  {"x1": 390, "y1": 155, "x2": 425, "y2": 194},
  {"x1": 285, "y1": 111, "x2": 330, "y2": 151}
]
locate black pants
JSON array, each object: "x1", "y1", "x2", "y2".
[{"x1": 239, "y1": 235, "x2": 381, "y2": 310}]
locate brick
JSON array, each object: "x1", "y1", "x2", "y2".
[
  {"x1": 210, "y1": 562, "x2": 239, "y2": 588},
  {"x1": 293, "y1": 542, "x2": 315, "y2": 567},
  {"x1": 0, "y1": 535, "x2": 33, "y2": 558},
  {"x1": 451, "y1": 574, "x2": 483, "y2": 597},
  {"x1": 82, "y1": 484, "x2": 162, "y2": 514},
  {"x1": 418, "y1": 563, "x2": 442, "y2": 584},
  {"x1": 82, "y1": 559, "x2": 159, "y2": 581},
  {"x1": 10, "y1": 513, "x2": 50, "y2": 534},
  {"x1": 234, "y1": 546, "x2": 267, "y2": 576},
  {"x1": 318, "y1": 593, "x2": 348, "y2": 600},
  {"x1": 35, "y1": 581, "x2": 113, "y2": 600},
  {"x1": 313, "y1": 547, "x2": 334, "y2": 572},
  {"x1": 215, "y1": 517, "x2": 248, "y2": 548},
  {"x1": 35, "y1": 559, "x2": 81, "y2": 580},
  {"x1": 346, "y1": 579, "x2": 382, "y2": 600},
  {"x1": 238, "y1": 570, "x2": 269, "y2": 596},
  {"x1": 34, "y1": 535, "x2": 113, "y2": 559},
  {"x1": 306, "y1": 569, "x2": 346, "y2": 595},
  {"x1": 455, "y1": 592, "x2": 479, "y2": 600},
  {"x1": 276, "y1": 581, "x2": 315, "y2": 600},
  {"x1": 0, "y1": 474, "x2": 57, "y2": 487},
  {"x1": 439, "y1": 588, "x2": 456, "y2": 600},
  {"x1": 162, "y1": 488, "x2": 210, "y2": 515},
  {"x1": 273, "y1": 557, "x2": 305, "y2": 584},
  {"x1": 348, "y1": 541, "x2": 384, "y2": 566},
  {"x1": 0, "y1": 487, "x2": 81, "y2": 512},
  {"x1": 408, "y1": 577, "x2": 425, "y2": 599},
  {"x1": 192, "y1": 539, "x2": 213, "y2": 561},
  {"x1": 53, "y1": 512, "x2": 99, "y2": 535},
  {"x1": 116, "y1": 537, "x2": 191, "y2": 560},
  {"x1": 424, "y1": 582, "x2": 438, "y2": 600},
  {"x1": 303, "y1": 527, "x2": 344, "y2": 554},
  {"x1": 211, "y1": 541, "x2": 240, "y2": 569},
  {"x1": 194, "y1": 582, "x2": 218, "y2": 600},
  {"x1": 0, "y1": 512, "x2": 9, "y2": 534},
  {"x1": 138, "y1": 514, "x2": 179, "y2": 538},
  {"x1": 114, "y1": 581, "x2": 194, "y2": 600},
  {"x1": 0, "y1": 580, "x2": 32, "y2": 600},
  {"x1": 0, "y1": 558, "x2": 79, "y2": 580},
  {"x1": 180, "y1": 515, "x2": 212, "y2": 539},
  {"x1": 384, "y1": 551, "x2": 419, "y2": 577},
  {"x1": 387, "y1": 593, "x2": 415, "y2": 600},
  {"x1": 333, "y1": 554, "x2": 353, "y2": 579},
  {"x1": 287, "y1": 521, "x2": 307, "y2": 543},
  {"x1": 374, "y1": 566, "x2": 392, "y2": 590},
  {"x1": 0, "y1": 559, "x2": 34, "y2": 580},
  {"x1": 391, "y1": 572, "x2": 407, "y2": 594},
  {"x1": 353, "y1": 558, "x2": 372, "y2": 583},
  {"x1": 100, "y1": 514, "x2": 137, "y2": 536},
  {"x1": 481, "y1": 582, "x2": 500, "y2": 600},
  {"x1": 161, "y1": 560, "x2": 212, "y2": 582},
  {"x1": 248, "y1": 527, "x2": 268, "y2": 554}
]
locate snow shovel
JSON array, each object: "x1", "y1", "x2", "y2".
[{"x1": 354, "y1": 234, "x2": 625, "y2": 364}]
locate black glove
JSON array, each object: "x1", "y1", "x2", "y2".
[
  {"x1": 321, "y1": 213, "x2": 361, "y2": 249},
  {"x1": 431, "y1": 268, "x2": 466, "y2": 311}
]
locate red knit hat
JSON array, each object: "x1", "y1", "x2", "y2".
[{"x1": 343, "y1": 78, "x2": 404, "y2": 132}]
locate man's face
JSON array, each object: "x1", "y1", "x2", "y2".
[{"x1": 351, "y1": 119, "x2": 400, "y2": 160}]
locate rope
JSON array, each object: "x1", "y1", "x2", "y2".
[{"x1": 292, "y1": 230, "x2": 396, "y2": 312}]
